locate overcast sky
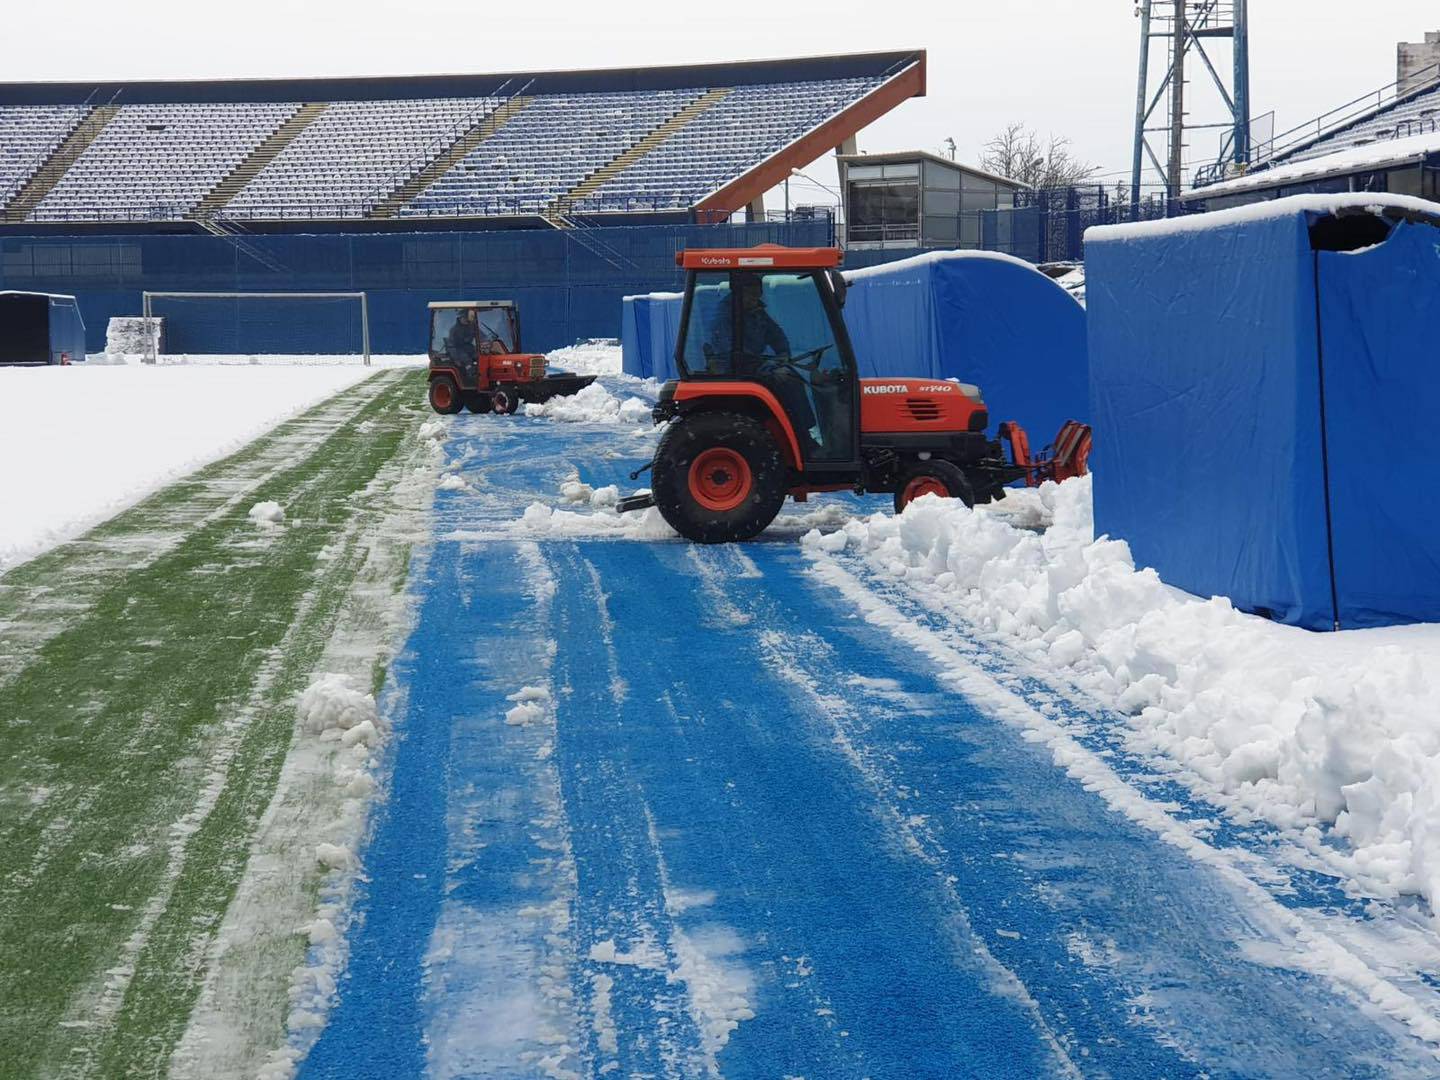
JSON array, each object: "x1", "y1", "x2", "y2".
[{"x1": 7, "y1": 1, "x2": 1437, "y2": 206}]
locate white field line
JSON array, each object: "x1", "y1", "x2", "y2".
[{"x1": 806, "y1": 551, "x2": 1440, "y2": 1054}]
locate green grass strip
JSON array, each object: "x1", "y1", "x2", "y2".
[{"x1": 0, "y1": 370, "x2": 427, "y2": 1078}]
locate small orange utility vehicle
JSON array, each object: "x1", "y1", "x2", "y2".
[
  {"x1": 617, "y1": 246, "x2": 1088, "y2": 542},
  {"x1": 426, "y1": 300, "x2": 595, "y2": 415}
]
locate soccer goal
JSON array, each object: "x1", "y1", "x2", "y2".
[{"x1": 140, "y1": 291, "x2": 371, "y2": 365}]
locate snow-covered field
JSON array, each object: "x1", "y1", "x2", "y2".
[{"x1": 0, "y1": 358, "x2": 415, "y2": 571}]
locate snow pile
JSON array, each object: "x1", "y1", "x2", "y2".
[
  {"x1": 517, "y1": 498, "x2": 675, "y2": 540},
  {"x1": 247, "y1": 500, "x2": 286, "y2": 527},
  {"x1": 807, "y1": 478, "x2": 1440, "y2": 905},
  {"x1": 504, "y1": 684, "x2": 551, "y2": 727},
  {"x1": 296, "y1": 673, "x2": 381, "y2": 738},
  {"x1": 106, "y1": 315, "x2": 163, "y2": 357},
  {"x1": 544, "y1": 339, "x2": 623, "y2": 376},
  {"x1": 1054, "y1": 267, "x2": 1086, "y2": 306},
  {"x1": 524, "y1": 381, "x2": 650, "y2": 424},
  {"x1": 0, "y1": 364, "x2": 377, "y2": 571}
]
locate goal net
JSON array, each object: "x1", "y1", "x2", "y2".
[{"x1": 140, "y1": 292, "x2": 370, "y2": 365}]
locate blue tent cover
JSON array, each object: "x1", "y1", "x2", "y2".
[{"x1": 1085, "y1": 193, "x2": 1440, "y2": 630}]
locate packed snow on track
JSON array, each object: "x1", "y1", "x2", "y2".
[
  {"x1": 0, "y1": 356, "x2": 421, "y2": 571},
  {"x1": 284, "y1": 354, "x2": 1440, "y2": 1078}
]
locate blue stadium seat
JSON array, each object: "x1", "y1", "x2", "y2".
[{"x1": 0, "y1": 106, "x2": 87, "y2": 206}]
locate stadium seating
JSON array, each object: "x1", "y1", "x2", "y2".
[
  {"x1": 1276, "y1": 81, "x2": 1440, "y2": 165},
  {"x1": 400, "y1": 90, "x2": 703, "y2": 217},
  {"x1": 0, "y1": 63, "x2": 905, "y2": 223},
  {"x1": 0, "y1": 106, "x2": 86, "y2": 205},
  {"x1": 224, "y1": 97, "x2": 501, "y2": 219},
  {"x1": 582, "y1": 77, "x2": 883, "y2": 212},
  {"x1": 31, "y1": 103, "x2": 295, "y2": 221}
]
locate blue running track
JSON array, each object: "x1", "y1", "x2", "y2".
[{"x1": 299, "y1": 392, "x2": 1440, "y2": 1079}]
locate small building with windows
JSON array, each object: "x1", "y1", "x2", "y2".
[{"x1": 838, "y1": 151, "x2": 1029, "y2": 251}]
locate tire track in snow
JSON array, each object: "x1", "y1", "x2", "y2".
[
  {"x1": 841, "y1": 548, "x2": 1440, "y2": 1025},
  {"x1": 806, "y1": 549, "x2": 1440, "y2": 1063}
]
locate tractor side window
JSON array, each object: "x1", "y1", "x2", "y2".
[
  {"x1": 430, "y1": 309, "x2": 461, "y2": 357},
  {"x1": 681, "y1": 274, "x2": 733, "y2": 375}
]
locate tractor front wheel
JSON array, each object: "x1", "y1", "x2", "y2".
[
  {"x1": 893, "y1": 459, "x2": 974, "y2": 514},
  {"x1": 428, "y1": 376, "x2": 462, "y2": 415},
  {"x1": 652, "y1": 411, "x2": 787, "y2": 543},
  {"x1": 492, "y1": 387, "x2": 520, "y2": 415}
]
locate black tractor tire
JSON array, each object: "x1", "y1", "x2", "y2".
[
  {"x1": 466, "y1": 393, "x2": 493, "y2": 414},
  {"x1": 428, "y1": 376, "x2": 462, "y2": 415},
  {"x1": 492, "y1": 387, "x2": 520, "y2": 415},
  {"x1": 893, "y1": 458, "x2": 975, "y2": 514},
  {"x1": 651, "y1": 411, "x2": 788, "y2": 543}
]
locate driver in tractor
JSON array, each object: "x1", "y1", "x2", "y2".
[
  {"x1": 710, "y1": 273, "x2": 825, "y2": 455},
  {"x1": 444, "y1": 308, "x2": 478, "y2": 367}
]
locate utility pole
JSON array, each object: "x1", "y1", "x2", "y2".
[
  {"x1": 1168, "y1": 0, "x2": 1186, "y2": 204},
  {"x1": 1131, "y1": 0, "x2": 1251, "y2": 216}
]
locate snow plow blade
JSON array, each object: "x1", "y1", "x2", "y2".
[
  {"x1": 616, "y1": 493, "x2": 655, "y2": 514},
  {"x1": 518, "y1": 373, "x2": 597, "y2": 404}
]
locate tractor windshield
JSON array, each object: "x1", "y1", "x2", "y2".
[
  {"x1": 678, "y1": 269, "x2": 854, "y2": 464},
  {"x1": 475, "y1": 306, "x2": 518, "y2": 354}
]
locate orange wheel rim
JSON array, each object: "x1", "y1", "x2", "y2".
[
  {"x1": 433, "y1": 382, "x2": 452, "y2": 408},
  {"x1": 688, "y1": 448, "x2": 752, "y2": 512},
  {"x1": 902, "y1": 476, "x2": 948, "y2": 506}
]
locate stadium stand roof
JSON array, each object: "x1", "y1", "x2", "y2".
[{"x1": 0, "y1": 51, "x2": 924, "y2": 230}]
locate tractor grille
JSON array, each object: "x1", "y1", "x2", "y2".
[{"x1": 904, "y1": 397, "x2": 944, "y2": 422}]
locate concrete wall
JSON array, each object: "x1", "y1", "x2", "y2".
[{"x1": 1398, "y1": 31, "x2": 1440, "y2": 96}]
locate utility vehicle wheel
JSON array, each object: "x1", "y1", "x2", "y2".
[
  {"x1": 428, "y1": 376, "x2": 462, "y2": 415},
  {"x1": 466, "y1": 394, "x2": 493, "y2": 414},
  {"x1": 492, "y1": 387, "x2": 519, "y2": 415},
  {"x1": 894, "y1": 459, "x2": 974, "y2": 514},
  {"x1": 651, "y1": 411, "x2": 788, "y2": 543}
]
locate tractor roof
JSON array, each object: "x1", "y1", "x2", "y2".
[
  {"x1": 675, "y1": 245, "x2": 842, "y2": 270},
  {"x1": 427, "y1": 300, "x2": 516, "y2": 309}
]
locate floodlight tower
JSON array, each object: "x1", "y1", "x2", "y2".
[{"x1": 1130, "y1": 0, "x2": 1250, "y2": 215}]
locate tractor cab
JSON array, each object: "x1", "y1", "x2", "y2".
[
  {"x1": 674, "y1": 247, "x2": 859, "y2": 473},
  {"x1": 426, "y1": 300, "x2": 595, "y2": 415},
  {"x1": 620, "y1": 244, "x2": 1089, "y2": 543}
]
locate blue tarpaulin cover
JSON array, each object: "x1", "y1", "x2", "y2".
[
  {"x1": 620, "y1": 291, "x2": 684, "y2": 381},
  {"x1": 621, "y1": 251, "x2": 1088, "y2": 441},
  {"x1": 1086, "y1": 194, "x2": 1440, "y2": 630}
]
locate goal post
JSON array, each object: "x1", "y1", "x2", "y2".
[{"x1": 140, "y1": 291, "x2": 371, "y2": 366}]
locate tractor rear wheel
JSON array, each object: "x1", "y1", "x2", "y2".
[
  {"x1": 466, "y1": 393, "x2": 493, "y2": 414},
  {"x1": 428, "y1": 376, "x2": 462, "y2": 415},
  {"x1": 893, "y1": 459, "x2": 974, "y2": 514},
  {"x1": 652, "y1": 411, "x2": 787, "y2": 543},
  {"x1": 492, "y1": 387, "x2": 520, "y2": 415}
]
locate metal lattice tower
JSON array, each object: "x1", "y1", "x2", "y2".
[{"x1": 1130, "y1": 0, "x2": 1250, "y2": 213}]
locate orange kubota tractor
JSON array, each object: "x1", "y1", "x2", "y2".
[
  {"x1": 426, "y1": 300, "x2": 596, "y2": 415},
  {"x1": 617, "y1": 246, "x2": 1089, "y2": 543}
]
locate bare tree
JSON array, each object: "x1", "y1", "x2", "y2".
[{"x1": 980, "y1": 122, "x2": 1099, "y2": 190}]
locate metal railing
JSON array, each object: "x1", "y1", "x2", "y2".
[{"x1": 1195, "y1": 60, "x2": 1440, "y2": 188}]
